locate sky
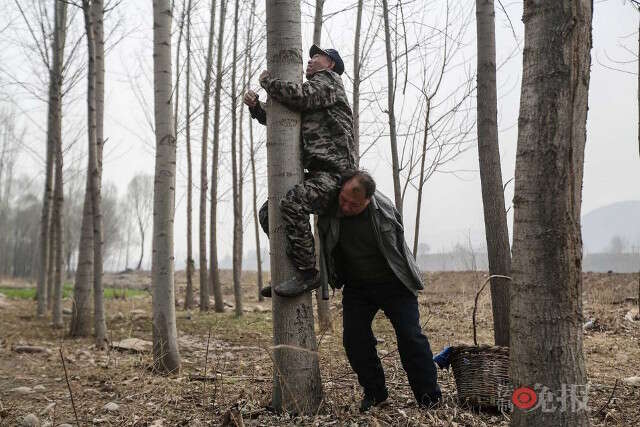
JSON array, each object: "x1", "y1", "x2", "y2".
[{"x1": 2, "y1": 0, "x2": 640, "y2": 270}]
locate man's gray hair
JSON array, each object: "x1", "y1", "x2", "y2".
[{"x1": 341, "y1": 169, "x2": 376, "y2": 198}]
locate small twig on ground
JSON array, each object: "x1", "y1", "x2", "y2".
[
  {"x1": 59, "y1": 348, "x2": 81, "y2": 427},
  {"x1": 597, "y1": 379, "x2": 619, "y2": 417}
]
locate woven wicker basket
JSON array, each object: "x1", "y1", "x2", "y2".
[{"x1": 450, "y1": 275, "x2": 511, "y2": 410}]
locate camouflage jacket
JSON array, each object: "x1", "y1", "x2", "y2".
[
  {"x1": 317, "y1": 191, "x2": 425, "y2": 295},
  {"x1": 250, "y1": 69, "x2": 356, "y2": 173}
]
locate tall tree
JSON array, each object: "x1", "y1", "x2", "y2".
[
  {"x1": 265, "y1": 0, "x2": 323, "y2": 413},
  {"x1": 381, "y1": 0, "x2": 402, "y2": 215},
  {"x1": 151, "y1": 0, "x2": 181, "y2": 373},
  {"x1": 37, "y1": 0, "x2": 61, "y2": 316},
  {"x1": 51, "y1": 0, "x2": 68, "y2": 327},
  {"x1": 246, "y1": 0, "x2": 263, "y2": 302},
  {"x1": 510, "y1": 1, "x2": 592, "y2": 425},
  {"x1": 313, "y1": 0, "x2": 324, "y2": 45},
  {"x1": 81, "y1": 0, "x2": 106, "y2": 348},
  {"x1": 231, "y1": 0, "x2": 250, "y2": 317},
  {"x1": 199, "y1": 0, "x2": 217, "y2": 312},
  {"x1": 475, "y1": 0, "x2": 511, "y2": 346},
  {"x1": 312, "y1": 0, "x2": 331, "y2": 332},
  {"x1": 127, "y1": 174, "x2": 153, "y2": 270},
  {"x1": 230, "y1": 0, "x2": 242, "y2": 316},
  {"x1": 210, "y1": 0, "x2": 227, "y2": 313},
  {"x1": 184, "y1": 0, "x2": 195, "y2": 310},
  {"x1": 353, "y1": 0, "x2": 364, "y2": 161}
]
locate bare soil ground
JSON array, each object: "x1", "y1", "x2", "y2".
[{"x1": 1, "y1": 271, "x2": 639, "y2": 426}]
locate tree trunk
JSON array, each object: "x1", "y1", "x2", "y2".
[
  {"x1": 231, "y1": 0, "x2": 246, "y2": 316},
  {"x1": 47, "y1": 202, "x2": 56, "y2": 311},
  {"x1": 381, "y1": 0, "x2": 402, "y2": 215},
  {"x1": 230, "y1": 0, "x2": 242, "y2": 317},
  {"x1": 38, "y1": 0, "x2": 59, "y2": 314},
  {"x1": 246, "y1": 0, "x2": 263, "y2": 301},
  {"x1": 70, "y1": 179, "x2": 93, "y2": 337},
  {"x1": 136, "y1": 220, "x2": 145, "y2": 270},
  {"x1": 52, "y1": 148, "x2": 64, "y2": 329},
  {"x1": 266, "y1": 0, "x2": 323, "y2": 413},
  {"x1": 51, "y1": 0, "x2": 67, "y2": 329},
  {"x1": 475, "y1": 0, "x2": 510, "y2": 347},
  {"x1": 82, "y1": 0, "x2": 106, "y2": 349},
  {"x1": 151, "y1": 0, "x2": 181, "y2": 374},
  {"x1": 210, "y1": 0, "x2": 227, "y2": 313},
  {"x1": 311, "y1": 0, "x2": 331, "y2": 334},
  {"x1": 352, "y1": 0, "x2": 363, "y2": 163},
  {"x1": 313, "y1": 0, "x2": 324, "y2": 45},
  {"x1": 199, "y1": 0, "x2": 217, "y2": 312},
  {"x1": 184, "y1": 0, "x2": 194, "y2": 311},
  {"x1": 510, "y1": 1, "x2": 592, "y2": 425},
  {"x1": 412, "y1": 99, "x2": 430, "y2": 258}
]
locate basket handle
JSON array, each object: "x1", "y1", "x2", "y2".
[{"x1": 472, "y1": 274, "x2": 512, "y2": 346}]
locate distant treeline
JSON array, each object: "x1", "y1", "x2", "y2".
[{"x1": 415, "y1": 252, "x2": 640, "y2": 273}]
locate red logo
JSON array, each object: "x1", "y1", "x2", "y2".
[{"x1": 512, "y1": 386, "x2": 537, "y2": 410}]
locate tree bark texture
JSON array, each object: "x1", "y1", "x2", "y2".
[
  {"x1": 265, "y1": 0, "x2": 323, "y2": 414},
  {"x1": 151, "y1": 0, "x2": 181, "y2": 373},
  {"x1": 352, "y1": 0, "x2": 363, "y2": 163},
  {"x1": 510, "y1": 1, "x2": 592, "y2": 425},
  {"x1": 51, "y1": 0, "x2": 67, "y2": 326},
  {"x1": 70, "y1": 177, "x2": 93, "y2": 336},
  {"x1": 87, "y1": 0, "x2": 106, "y2": 349},
  {"x1": 210, "y1": 0, "x2": 227, "y2": 313},
  {"x1": 246, "y1": 0, "x2": 263, "y2": 301},
  {"x1": 312, "y1": 0, "x2": 331, "y2": 333},
  {"x1": 231, "y1": 0, "x2": 243, "y2": 317},
  {"x1": 313, "y1": 0, "x2": 324, "y2": 45},
  {"x1": 184, "y1": 0, "x2": 194, "y2": 311},
  {"x1": 199, "y1": 0, "x2": 216, "y2": 312},
  {"x1": 381, "y1": 0, "x2": 402, "y2": 215},
  {"x1": 475, "y1": 0, "x2": 510, "y2": 347}
]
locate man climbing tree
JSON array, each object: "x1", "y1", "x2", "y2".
[{"x1": 244, "y1": 44, "x2": 355, "y2": 298}]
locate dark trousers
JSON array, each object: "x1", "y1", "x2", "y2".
[
  {"x1": 258, "y1": 171, "x2": 341, "y2": 271},
  {"x1": 342, "y1": 279, "x2": 441, "y2": 404}
]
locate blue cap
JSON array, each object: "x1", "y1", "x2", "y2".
[{"x1": 309, "y1": 44, "x2": 345, "y2": 75}]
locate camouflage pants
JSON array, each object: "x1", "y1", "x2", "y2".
[{"x1": 259, "y1": 171, "x2": 342, "y2": 271}]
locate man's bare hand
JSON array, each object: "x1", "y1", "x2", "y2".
[
  {"x1": 243, "y1": 90, "x2": 258, "y2": 108},
  {"x1": 259, "y1": 69, "x2": 271, "y2": 84}
]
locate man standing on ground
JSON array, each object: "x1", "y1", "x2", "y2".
[
  {"x1": 244, "y1": 44, "x2": 355, "y2": 297},
  {"x1": 260, "y1": 170, "x2": 442, "y2": 411}
]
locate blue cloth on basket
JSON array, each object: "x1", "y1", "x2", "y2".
[{"x1": 433, "y1": 346, "x2": 452, "y2": 370}]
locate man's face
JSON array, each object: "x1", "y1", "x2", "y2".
[
  {"x1": 339, "y1": 178, "x2": 371, "y2": 217},
  {"x1": 306, "y1": 53, "x2": 334, "y2": 78}
]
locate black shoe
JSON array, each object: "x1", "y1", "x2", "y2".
[
  {"x1": 260, "y1": 285, "x2": 272, "y2": 298},
  {"x1": 359, "y1": 392, "x2": 388, "y2": 413},
  {"x1": 418, "y1": 392, "x2": 442, "y2": 409},
  {"x1": 273, "y1": 269, "x2": 321, "y2": 297}
]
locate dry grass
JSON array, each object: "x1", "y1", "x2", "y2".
[{"x1": 0, "y1": 271, "x2": 638, "y2": 426}]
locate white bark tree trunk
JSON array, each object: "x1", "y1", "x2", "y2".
[
  {"x1": 231, "y1": 0, "x2": 242, "y2": 317},
  {"x1": 151, "y1": 0, "x2": 181, "y2": 373},
  {"x1": 510, "y1": 1, "x2": 592, "y2": 425},
  {"x1": 210, "y1": 0, "x2": 227, "y2": 313},
  {"x1": 184, "y1": 0, "x2": 194, "y2": 310},
  {"x1": 199, "y1": 0, "x2": 216, "y2": 312},
  {"x1": 246, "y1": 0, "x2": 263, "y2": 302},
  {"x1": 381, "y1": 0, "x2": 402, "y2": 215},
  {"x1": 266, "y1": 0, "x2": 323, "y2": 413},
  {"x1": 475, "y1": 0, "x2": 510, "y2": 346},
  {"x1": 352, "y1": 0, "x2": 363, "y2": 162},
  {"x1": 89, "y1": 0, "x2": 106, "y2": 349},
  {"x1": 312, "y1": 0, "x2": 331, "y2": 332}
]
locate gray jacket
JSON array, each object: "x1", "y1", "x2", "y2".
[{"x1": 318, "y1": 191, "x2": 424, "y2": 294}]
